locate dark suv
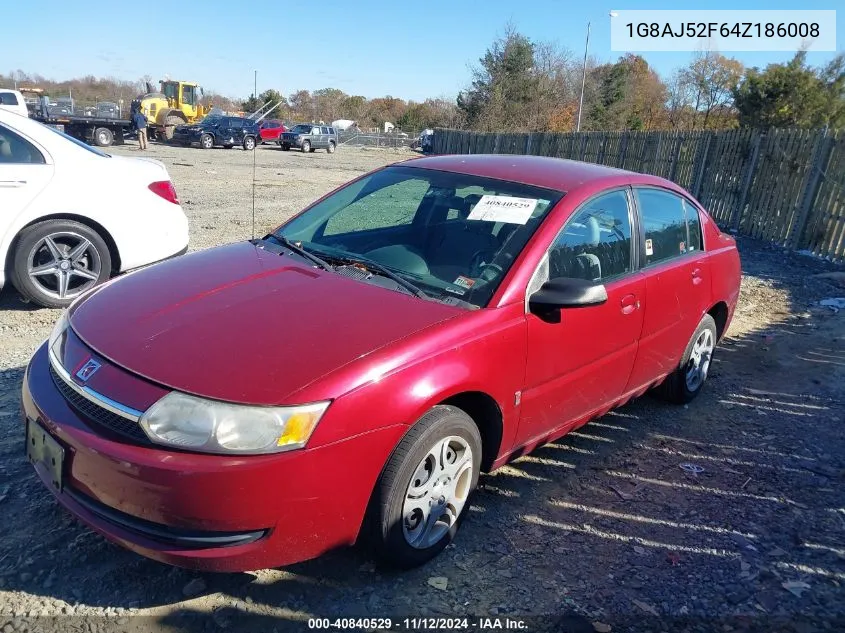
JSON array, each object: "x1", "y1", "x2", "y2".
[
  {"x1": 172, "y1": 115, "x2": 260, "y2": 150},
  {"x1": 279, "y1": 124, "x2": 338, "y2": 153}
]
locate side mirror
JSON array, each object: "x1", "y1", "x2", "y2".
[{"x1": 529, "y1": 277, "x2": 608, "y2": 315}]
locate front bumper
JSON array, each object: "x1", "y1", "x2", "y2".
[
  {"x1": 172, "y1": 129, "x2": 202, "y2": 145},
  {"x1": 22, "y1": 342, "x2": 406, "y2": 572},
  {"x1": 280, "y1": 136, "x2": 303, "y2": 146}
]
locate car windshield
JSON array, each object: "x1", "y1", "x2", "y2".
[
  {"x1": 272, "y1": 165, "x2": 564, "y2": 308},
  {"x1": 41, "y1": 123, "x2": 110, "y2": 157},
  {"x1": 290, "y1": 124, "x2": 311, "y2": 134}
]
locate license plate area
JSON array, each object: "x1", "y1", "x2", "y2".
[{"x1": 26, "y1": 418, "x2": 64, "y2": 492}]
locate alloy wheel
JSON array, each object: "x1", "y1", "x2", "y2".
[{"x1": 26, "y1": 232, "x2": 102, "y2": 301}]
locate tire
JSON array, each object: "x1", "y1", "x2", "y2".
[
  {"x1": 243, "y1": 136, "x2": 256, "y2": 151},
  {"x1": 10, "y1": 220, "x2": 112, "y2": 309},
  {"x1": 93, "y1": 127, "x2": 113, "y2": 147},
  {"x1": 281, "y1": 144, "x2": 290, "y2": 151},
  {"x1": 327, "y1": 141, "x2": 336, "y2": 154},
  {"x1": 200, "y1": 133, "x2": 214, "y2": 149},
  {"x1": 658, "y1": 314, "x2": 718, "y2": 404},
  {"x1": 162, "y1": 114, "x2": 183, "y2": 141},
  {"x1": 367, "y1": 405, "x2": 482, "y2": 569},
  {"x1": 301, "y1": 140, "x2": 311, "y2": 153}
]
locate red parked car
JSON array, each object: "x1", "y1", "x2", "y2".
[
  {"x1": 257, "y1": 119, "x2": 286, "y2": 144},
  {"x1": 23, "y1": 155, "x2": 741, "y2": 572}
]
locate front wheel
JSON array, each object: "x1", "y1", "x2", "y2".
[
  {"x1": 281, "y1": 143, "x2": 290, "y2": 151},
  {"x1": 658, "y1": 314, "x2": 718, "y2": 404},
  {"x1": 301, "y1": 140, "x2": 311, "y2": 153},
  {"x1": 200, "y1": 133, "x2": 214, "y2": 149},
  {"x1": 11, "y1": 220, "x2": 112, "y2": 309},
  {"x1": 243, "y1": 136, "x2": 256, "y2": 151},
  {"x1": 368, "y1": 405, "x2": 481, "y2": 569}
]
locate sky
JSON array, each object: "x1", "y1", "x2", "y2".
[{"x1": 3, "y1": 0, "x2": 842, "y2": 103}]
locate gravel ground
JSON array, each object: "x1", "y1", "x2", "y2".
[{"x1": 1, "y1": 142, "x2": 844, "y2": 633}]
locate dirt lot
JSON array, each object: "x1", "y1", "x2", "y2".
[{"x1": 1, "y1": 142, "x2": 844, "y2": 633}]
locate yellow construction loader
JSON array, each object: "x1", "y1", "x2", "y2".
[{"x1": 131, "y1": 79, "x2": 212, "y2": 141}]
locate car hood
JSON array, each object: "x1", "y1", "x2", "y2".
[{"x1": 68, "y1": 241, "x2": 463, "y2": 404}]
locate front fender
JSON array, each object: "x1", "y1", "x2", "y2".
[{"x1": 300, "y1": 303, "x2": 529, "y2": 464}]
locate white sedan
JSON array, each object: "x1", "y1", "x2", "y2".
[{"x1": 0, "y1": 109, "x2": 189, "y2": 308}]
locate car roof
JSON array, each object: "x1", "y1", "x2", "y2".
[{"x1": 402, "y1": 154, "x2": 669, "y2": 194}]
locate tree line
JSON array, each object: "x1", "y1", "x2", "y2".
[
  {"x1": 456, "y1": 25, "x2": 845, "y2": 133},
  {"x1": 4, "y1": 26, "x2": 843, "y2": 133}
]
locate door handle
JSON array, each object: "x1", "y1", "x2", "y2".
[
  {"x1": 691, "y1": 268, "x2": 703, "y2": 286},
  {"x1": 0, "y1": 180, "x2": 26, "y2": 187},
  {"x1": 620, "y1": 294, "x2": 640, "y2": 315}
]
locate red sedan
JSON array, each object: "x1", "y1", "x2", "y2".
[
  {"x1": 258, "y1": 119, "x2": 286, "y2": 144},
  {"x1": 23, "y1": 155, "x2": 741, "y2": 572}
]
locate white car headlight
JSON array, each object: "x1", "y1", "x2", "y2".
[{"x1": 139, "y1": 392, "x2": 330, "y2": 455}]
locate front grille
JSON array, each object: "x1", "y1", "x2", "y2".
[{"x1": 49, "y1": 364, "x2": 151, "y2": 445}]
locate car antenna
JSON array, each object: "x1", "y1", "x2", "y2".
[{"x1": 251, "y1": 70, "x2": 258, "y2": 241}]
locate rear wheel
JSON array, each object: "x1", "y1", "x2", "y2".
[
  {"x1": 327, "y1": 141, "x2": 336, "y2": 154},
  {"x1": 93, "y1": 127, "x2": 113, "y2": 147},
  {"x1": 658, "y1": 314, "x2": 718, "y2": 404},
  {"x1": 301, "y1": 140, "x2": 311, "y2": 153},
  {"x1": 367, "y1": 405, "x2": 481, "y2": 569},
  {"x1": 243, "y1": 136, "x2": 256, "y2": 151},
  {"x1": 11, "y1": 220, "x2": 112, "y2": 309},
  {"x1": 200, "y1": 133, "x2": 214, "y2": 149}
]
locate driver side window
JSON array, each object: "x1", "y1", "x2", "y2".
[{"x1": 548, "y1": 189, "x2": 632, "y2": 283}]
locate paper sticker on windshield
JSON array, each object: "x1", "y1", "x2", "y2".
[
  {"x1": 466, "y1": 195, "x2": 538, "y2": 224},
  {"x1": 645, "y1": 239, "x2": 654, "y2": 256},
  {"x1": 453, "y1": 276, "x2": 476, "y2": 290}
]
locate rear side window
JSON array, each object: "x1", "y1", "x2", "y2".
[
  {"x1": 0, "y1": 123, "x2": 45, "y2": 164},
  {"x1": 0, "y1": 92, "x2": 19, "y2": 105},
  {"x1": 687, "y1": 204, "x2": 703, "y2": 251},
  {"x1": 321, "y1": 126, "x2": 330, "y2": 134},
  {"x1": 549, "y1": 189, "x2": 633, "y2": 282},
  {"x1": 229, "y1": 118, "x2": 244, "y2": 128},
  {"x1": 635, "y1": 188, "x2": 698, "y2": 265}
]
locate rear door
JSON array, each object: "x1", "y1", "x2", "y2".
[
  {"x1": 625, "y1": 186, "x2": 711, "y2": 391},
  {"x1": 312, "y1": 126, "x2": 324, "y2": 148},
  {"x1": 228, "y1": 117, "x2": 245, "y2": 143},
  {"x1": 0, "y1": 123, "x2": 54, "y2": 236}
]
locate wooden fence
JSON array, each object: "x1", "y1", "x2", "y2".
[{"x1": 432, "y1": 128, "x2": 845, "y2": 262}]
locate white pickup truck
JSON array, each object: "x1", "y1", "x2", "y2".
[{"x1": 0, "y1": 89, "x2": 29, "y2": 118}]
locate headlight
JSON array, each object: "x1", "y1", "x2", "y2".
[
  {"x1": 48, "y1": 309, "x2": 69, "y2": 350},
  {"x1": 139, "y1": 392, "x2": 330, "y2": 455}
]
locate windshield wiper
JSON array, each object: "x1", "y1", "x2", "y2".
[
  {"x1": 334, "y1": 254, "x2": 430, "y2": 299},
  {"x1": 275, "y1": 236, "x2": 333, "y2": 271}
]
